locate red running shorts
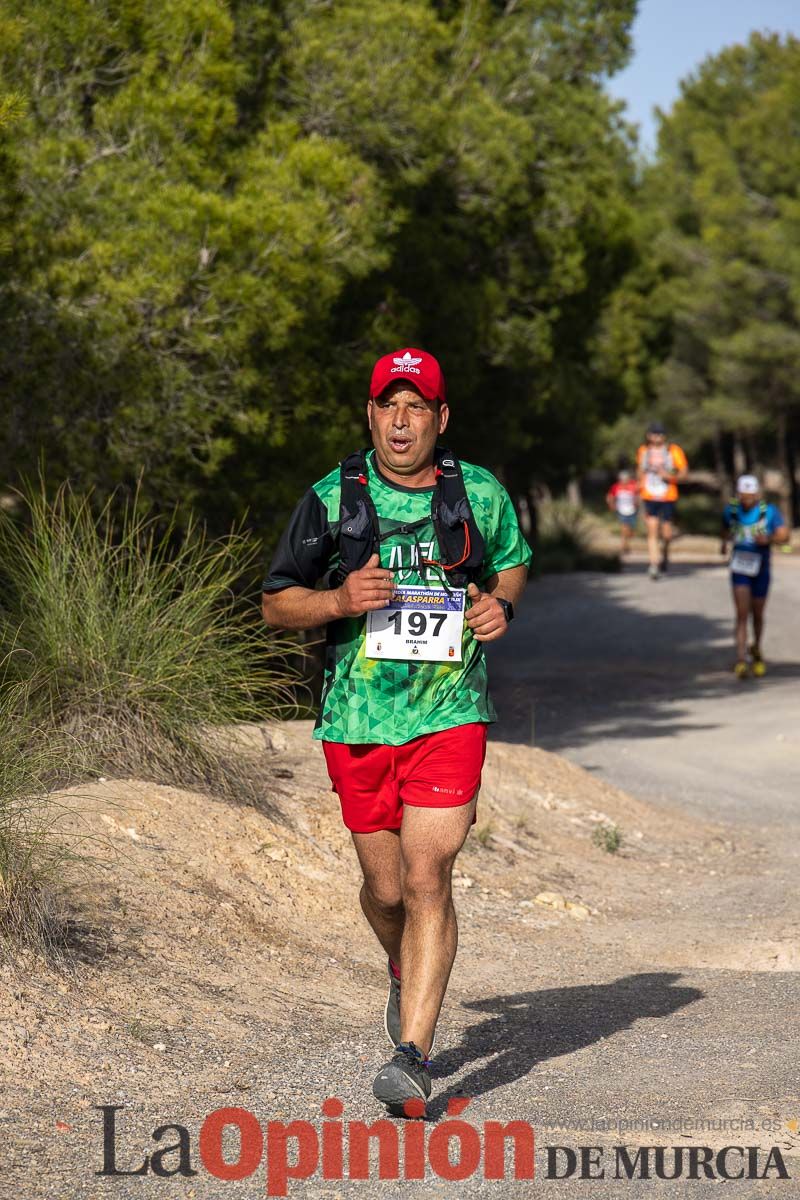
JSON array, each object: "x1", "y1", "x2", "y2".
[{"x1": 322, "y1": 722, "x2": 488, "y2": 834}]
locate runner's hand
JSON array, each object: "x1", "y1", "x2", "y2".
[
  {"x1": 754, "y1": 533, "x2": 771, "y2": 546},
  {"x1": 335, "y1": 553, "x2": 395, "y2": 618},
  {"x1": 465, "y1": 582, "x2": 509, "y2": 642}
]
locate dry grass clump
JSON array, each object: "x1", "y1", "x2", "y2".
[{"x1": 0, "y1": 482, "x2": 304, "y2": 951}]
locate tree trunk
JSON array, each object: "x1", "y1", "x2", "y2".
[
  {"x1": 777, "y1": 410, "x2": 800, "y2": 525},
  {"x1": 744, "y1": 432, "x2": 759, "y2": 475},
  {"x1": 733, "y1": 434, "x2": 746, "y2": 477},
  {"x1": 566, "y1": 477, "x2": 582, "y2": 507},
  {"x1": 789, "y1": 418, "x2": 800, "y2": 527},
  {"x1": 721, "y1": 431, "x2": 736, "y2": 484},
  {"x1": 525, "y1": 488, "x2": 539, "y2": 543},
  {"x1": 712, "y1": 427, "x2": 729, "y2": 503},
  {"x1": 516, "y1": 494, "x2": 532, "y2": 537}
]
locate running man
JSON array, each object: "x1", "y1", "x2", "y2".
[
  {"x1": 721, "y1": 474, "x2": 788, "y2": 678},
  {"x1": 606, "y1": 468, "x2": 640, "y2": 556},
  {"x1": 636, "y1": 422, "x2": 688, "y2": 579},
  {"x1": 261, "y1": 347, "x2": 530, "y2": 1112}
]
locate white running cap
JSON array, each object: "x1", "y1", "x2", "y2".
[{"x1": 736, "y1": 474, "x2": 760, "y2": 495}]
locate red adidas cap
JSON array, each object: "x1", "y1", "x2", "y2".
[{"x1": 369, "y1": 347, "x2": 447, "y2": 404}]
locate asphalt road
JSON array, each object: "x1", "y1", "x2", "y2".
[{"x1": 489, "y1": 558, "x2": 800, "y2": 826}]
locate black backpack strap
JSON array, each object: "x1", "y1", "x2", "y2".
[
  {"x1": 429, "y1": 448, "x2": 485, "y2": 587},
  {"x1": 331, "y1": 446, "x2": 486, "y2": 590},
  {"x1": 330, "y1": 449, "x2": 379, "y2": 586}
]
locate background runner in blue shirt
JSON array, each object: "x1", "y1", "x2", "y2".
[{"x1": 721, "y1": 474, "x2": 789, "y2": 677}]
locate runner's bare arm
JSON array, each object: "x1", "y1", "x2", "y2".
[
  {"x1": 666, "y1": 450, "x2": 688, "y2": 483},
  {"x1": 483, "y1": 564, "x2": 529, "y2": 605},
  {"x1": 262, "y1": 554, "x2": 395, "y2": 630},
  {"x1": 756, "y1": 524, "x2": 789, "y2": 547},
  {"x1": 465, "y1": 564, "x2": 528, "y2": 642}
]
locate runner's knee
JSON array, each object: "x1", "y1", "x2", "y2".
[
  {"x1": 361, "y1": 879, "x2": 403, "y2": 916},
  {"x1": 401, "y1": 862, "x2": 453, "y2": 908}
]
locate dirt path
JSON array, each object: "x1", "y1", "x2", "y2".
[{"x1": 3, "y1": 563, "x2": 799, "y2": 1198}]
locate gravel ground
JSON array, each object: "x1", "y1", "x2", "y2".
[{"x1": 3, "y1": 559, "x2": 799, "y2": 1198}]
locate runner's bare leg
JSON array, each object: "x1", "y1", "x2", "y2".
[
  {"x1": 645, "y1": 514, "x2": 660, "y2": 568},
  {"x1": 733, "y1": 585, "x2": 751, "y2": 661},
  {"x1": 661, "y1": 518, "x2": 674, "y2": 566},
  {"x1": 351, "y1": 829, "x2": 404, "y2": 965},
  {"x1": 396, "y1": 797, "x2": 477, "y2": 1056},
  {"x1": 751, "y1": 595, "x2": 766, "y2": 655}
]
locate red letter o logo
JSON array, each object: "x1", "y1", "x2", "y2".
[{"x1": 200, "y1": 1107, "x2": 263, "y2": 1180}]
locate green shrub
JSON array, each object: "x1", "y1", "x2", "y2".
[
  {"x1": 0, "y1": 482, "x2": 300, "y2": 805},
  {"x1": 534, "y1": 501, "x2": 620, "y2": 575},
  {"x1": 0, "y1": 669, "x2": 85, "y2": 956},
  {"x1": 592, "y1": 823, "x2": 623, "y2": 854},
  {"x1": 474, "y1": 821, "x2": 494, "y2": 848},
  {"x1": 674, "y1": 492, "x2": 723, "y2": 536}
]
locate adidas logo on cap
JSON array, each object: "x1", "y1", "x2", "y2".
[{"x1": 390, "y1": 351, "x2": 422, "y2": 376}]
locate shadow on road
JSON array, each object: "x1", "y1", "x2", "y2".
[
  {"x1": 487, "y1": 564, "x2": 800, "y2": 752},
  {"x1": 428, "y1": 972, "x2": 704, "y2": 1119}
]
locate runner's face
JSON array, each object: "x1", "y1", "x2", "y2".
[
  {"x1": 368, "y1": 385, "x2": 449, "y2": 477},
  {"x1": 647, "y1": 433, "x2": 665, "y2": 448},
  {"x1": 738, "y1": 492, "x2": 759, "y2": 510}
]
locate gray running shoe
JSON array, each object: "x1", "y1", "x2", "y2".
[
  {"x1": 648, "y1": 564, "x2": 660, "y2": 580},
  {"x1": 384, "y1": 960, "x2": 401, "y2": 1047},
  {"x1": 383, "y1": 960, "x2": 437, "y2": 1053},
  {"x1": 373, "y1": 1041, "x2": 431, "y2": 1110}
]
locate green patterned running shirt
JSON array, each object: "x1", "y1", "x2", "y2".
[{"x1": 263, "y1": 450, "x2": 531, "y2": 745}]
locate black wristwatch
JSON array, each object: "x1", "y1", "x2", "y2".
[{"x1": 497, "y1": 598, "x2": 514, "y2": 624}]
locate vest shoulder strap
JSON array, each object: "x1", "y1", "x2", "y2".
[
  {"x1": 332, "y1": 449, "x2": 379, "y2": 586},
  {"x1": 431, "y1": 448, "x2": 485, "y2": 585},
  {"x1": 729, "y1": 498, "x2": 768, "y2": 522},
  {"x1": 333, "y1": 447, "x2": 486, "y2": 588}
]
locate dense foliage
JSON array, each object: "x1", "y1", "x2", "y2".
[
  {"x1": 599, "y1": 32, "x2": 800, "y2": 518},
  {"x1": 0, "y1": 0, "x2": 639, "y2": 538},
  {"x1": 3, "y1": 7, "x2": 798, "y2": 534}
]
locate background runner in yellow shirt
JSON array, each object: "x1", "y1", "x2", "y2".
[{"x1": 636, "y1": 421, "x2": 688, "y2": 580}]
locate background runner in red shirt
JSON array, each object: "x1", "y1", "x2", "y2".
[{"x1": 606, "y1": 468, "x2": 640, "y2": 557}]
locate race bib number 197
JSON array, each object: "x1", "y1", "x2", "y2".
[{"x1": 366, "y1": 585, "x2": 465, "y2": 663}]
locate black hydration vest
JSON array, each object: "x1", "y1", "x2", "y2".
[{"x1": 331, "y1": 447, "x2": 485, "y2": 589}]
